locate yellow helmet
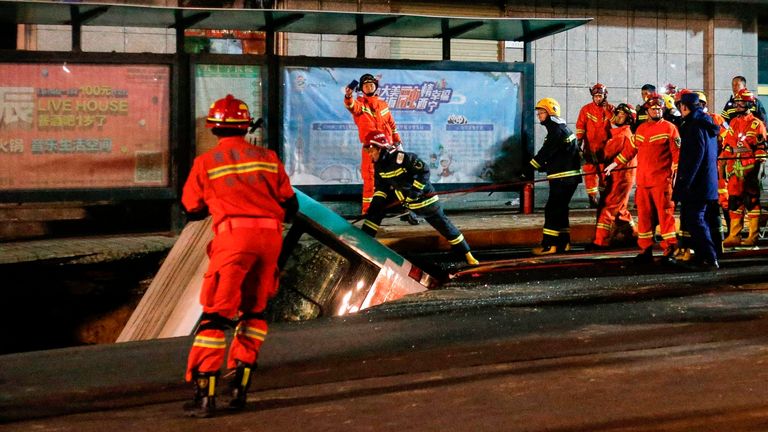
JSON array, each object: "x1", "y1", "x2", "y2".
[
  {"x1": 695, "y1": 91, "x2": 708, "y2": 105},
  {"x1": 662, "y1": 94, "x2": 676, "y2": 110},
  {"x1": 535, "y1": 97, "x2": 561, "y2": 117}
]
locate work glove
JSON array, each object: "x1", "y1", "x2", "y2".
[
  {"x1": 406, "y1": 189, "x2": 422, "y2": 203},
  {"x1": 603, "y1": 161, "x2": 618, "y2": 176}
]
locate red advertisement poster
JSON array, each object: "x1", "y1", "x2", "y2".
[{"x1": 0, "y1": 63, "x2": 170, "y2": 190}]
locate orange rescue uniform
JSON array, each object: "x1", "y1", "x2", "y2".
[
  {"x1": 575, "y1": 101, "x2": 614, "y2": 202},
  {"x1": 182, "y1": 136, "x2": 295, "y2": 381},
  {"x1": 594, "y1": 124, "x2": 637, "y2": 246},
  {"x1": 344, "y1": 94, "x2": 401, "y2": 213},
  {"x1": 721, "y1": 113, "x2": 767, "y2": 241},
  {"x1": 614, "y1": 118, "x2": 680, "y2": 251}
]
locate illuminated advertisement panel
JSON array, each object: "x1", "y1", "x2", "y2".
[
  {"x1": 194, "y1": 64, "x2": 263, "y2": 155},
  {"x1": 282, "y1": 66, "x2": 522, "y2": 186},
  {"x1": 0, "y1": 63, "x2": 170, "y2": 190}
]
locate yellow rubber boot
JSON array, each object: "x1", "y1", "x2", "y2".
[
  {"x1": 465, "y1": 252, "x2": 480, "y2": 266},
  {"x1": 675, "y1": 247, "x2": 693, "y2": 262},
  {"x1": 742, "y1": 216, "x2": 760, "y2": 247},
  {"x1": 723, "y1": 217, "x2": 744, "y2": 248}
]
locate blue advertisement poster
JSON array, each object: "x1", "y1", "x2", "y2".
[{"x1": 282, "y1": 67, "x2": 522, "y2": 185}]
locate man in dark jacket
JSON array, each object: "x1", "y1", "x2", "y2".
[
  {"x1": 721, "y1": 76, "x2": 766, "y2": 122},
  {"x1": 529, "y1": 97, "x2": 582, "y2": 255},
  {"x1": 673, "y1": 91, "x2": 721, "y2": 270},
  {"x1": 360, "y1": 131, "x2": 479, "y2": 266}
]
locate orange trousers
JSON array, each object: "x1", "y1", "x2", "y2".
[
  {"x1": 635, "y1": 183, "x2": 677, "y2": 251},
  {"x1": 361, "y1": 148, "x2": 375, "y2": 214},
  {"x1": 583, "y1": 162, "x2": 604, "y2": 200},
  {"x1": 186, "y1": 225, "x2": 282, "y2": 381},
  {"x1": 593, "y1": 167, "x2": 635, "y2": 246}
]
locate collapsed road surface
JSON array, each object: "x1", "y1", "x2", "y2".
[{"x1": 2, "y1": 245, "x2": 768, "y2": 431}]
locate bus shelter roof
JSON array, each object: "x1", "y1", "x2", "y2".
[{"x1": 1, "y1": 1, "x2": 590, "y2": 42}]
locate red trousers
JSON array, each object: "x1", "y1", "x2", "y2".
[
  {"x1": 635, "y1": 183, "x2": 677, "y2": 251},
  {"x1": 186, "y1": 224, "x2": 282, "y2": 381},
  {"x1": 361, "y1": 148, "x2": 375, "y2": 213},
  {"x1": 593, "y1": 167, "x2": 636, "y2": 246},
  {"x1": 583, "y1": 162, "x2": 604, "y2": 199}
]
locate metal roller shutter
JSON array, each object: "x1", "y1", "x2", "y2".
[{"x1": 389, "y1": 0, "x2": 502, "y2": 61}]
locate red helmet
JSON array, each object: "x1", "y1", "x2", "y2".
[
  {"x1": 674, "y1": 88, "x2": 693, "y2": 104},
  {"x1": 665, "y1": 83, "x2": 677, "y2": 95},
  {"x1": 363, "y1": 130, "x2": 394, "y2": 151},
  {"x1": 734, "y1": 88, "x2": 755, "y2": 103},
  {"x1": 643, "y1": 92, "x2": 665, "y2": 110},
  {"x1": 590, "y1": 83, "x2": 607, "y2": 96},
  {"x1": 206, "y1": 94, "x2": 251, "y2": 130}
]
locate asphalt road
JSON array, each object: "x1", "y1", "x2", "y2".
[{"x1": 3, "y1": 247, "x2": 768, "y2": 431}]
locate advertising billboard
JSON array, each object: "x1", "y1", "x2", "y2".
[
  {"x1": 194, "y1": 64, "x2": 263, "y2": 154},
  {"x1": 0, "y1": 63, "x2": 170, "y2": 190},
  {"x1": 282, "y1": 66, "x2": 522, "y2": 186}
]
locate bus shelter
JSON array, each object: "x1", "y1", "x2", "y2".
[{"x1": 0, "y1": 1, "x2": 589, "y2": 229}]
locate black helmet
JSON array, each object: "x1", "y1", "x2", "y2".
[
  {"x1": 359, "y1": 73, "x2": 378, "y2": 94},
  {"x1": 613, "y1": 103, "x2": 636, "y2": 125}
]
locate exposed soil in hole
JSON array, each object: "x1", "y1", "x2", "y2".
[{"x1": 2, "y1": 252, "x2": 166, "y2": 354}]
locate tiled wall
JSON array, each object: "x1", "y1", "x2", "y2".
[{"x1": 503, "y1": 1, "x2": 758, "y2": 154}]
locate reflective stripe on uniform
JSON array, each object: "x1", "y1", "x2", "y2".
[
  {"x1": 379, "y1": 168, "x2": 406, "y2": 178},
  {"x1": 239, "y1": 325, "x2": 267, "y2": 341},
  {"x1": 193, "y1": 335, "x2": 227, "y2": 349},
  {"x1": 407, "y1": 195, "x2": 439, "y2": 209},
  {"x1": 638, "y1": 231, "x2": 654, "y2": 239},
  {"x1": 547, "y1": 169, "x2": 581, "y2": 180},
  {"x1": 542, "y1": 228, "x2": 560, "y2": 236},
  {"x1": 448, "y1": 234, "x2": 465, "y2": 245},
  {"x1": 363, "y1": 220, "x2": 379, "y2": 231},
  {"x1": 207, "y1": 161, "x2": 278, "y2": 180}
]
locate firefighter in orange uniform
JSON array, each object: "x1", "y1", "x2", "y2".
[
  {"x1": 588, "y1": 103, "x2": 637, "y2": 249},
  {"x1": 181, "y1": 94, "x2": 298, "y2": 418},
  {"x1": 721, "y1": 88, "x2": 767, "y2": 247},
  {"x1": 345, "y1": 73, "x2": 402, "y2": 213},
  {"x1": 605, "y1": 93, "x2": 681, "y2": 262},
  {"x1": 575, "y1": 83, "x2": 614, "y2": 208}
]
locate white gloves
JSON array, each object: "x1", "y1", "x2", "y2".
[{"x1": 603, "y1": 162, "x2": 618, "y2": 176}]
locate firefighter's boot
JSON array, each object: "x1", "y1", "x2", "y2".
[
  {"x1": 723, "y1": 218, "x2": 744, "y2": 248},
  {"x1": 464, "y1": 252, "x2": 480, "y2": 266},
  {"x1": 674, "y1": 247, "x2": 693, "y2": 262},
  {"x1": 227, "y1": 361, "x2": 255, "y2": 411},
  {"x1": 184, "y1": 372, "x2": 217, "y2": 418},
  {"x1": 532, "y1": 243, "x2": 570, "y2": 256},
  {"x1": 633, "y1": 247, "x2": 654, "y2": 264},
  {"x1": 742, "y1": 216, "x2": 761, "y2": 247}
]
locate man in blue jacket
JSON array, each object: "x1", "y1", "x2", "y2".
[{"x1": 672, "y1": 91, "x2": 721, "y2": 270}]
